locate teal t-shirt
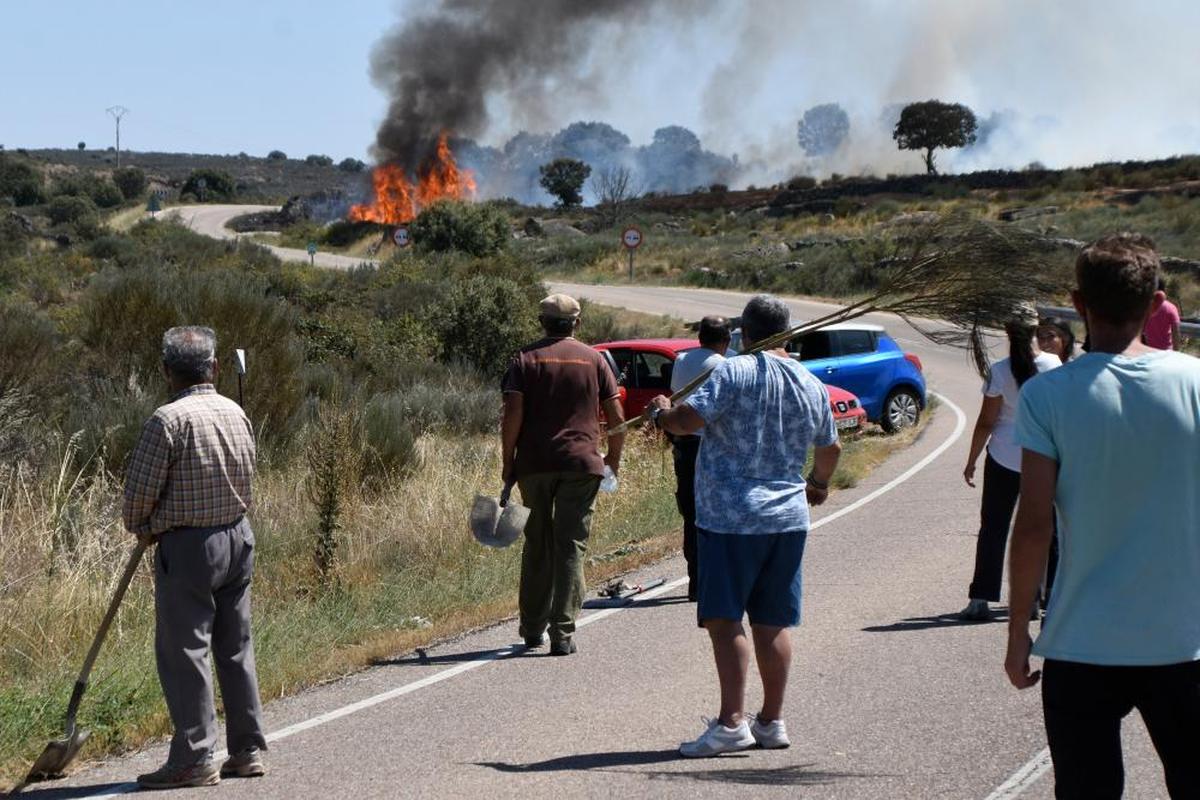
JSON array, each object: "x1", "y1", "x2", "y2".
[{"x1": 1017, "y1": 350, "x2": 1200, "y2": 666}]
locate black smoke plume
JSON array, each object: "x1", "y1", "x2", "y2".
[{"x1": 369, "y1": 0, "x2": 677, "y2": 169}]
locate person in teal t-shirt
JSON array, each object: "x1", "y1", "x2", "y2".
[{"x1": 1006, "y1": 233, "x2": 1200, "y2": 799}]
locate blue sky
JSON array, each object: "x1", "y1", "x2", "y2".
[{"x1": 4, "y1": 1, "x2": 1198, "y2": 176}]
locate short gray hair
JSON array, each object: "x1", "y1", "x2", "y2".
[
  {"x1": 162, "y1": 326, "x2": 217, "y2": 382},
  {"x1": 741, "y1": 295, "x2": 790, "y2": 344}
]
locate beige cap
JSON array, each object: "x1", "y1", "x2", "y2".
[{"x1": 540, "y1": 293, "x2": 581, "y2": 319}]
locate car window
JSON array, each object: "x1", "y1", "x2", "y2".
[
  {"x1": 606, "y1": 349, "x2": 635, "y2": 385},
  {"x1": 635, "y1": 352, "x2": 673, "y2": 389},
  {"x1": 835, "y1": 330, "x2": 876, "y2": 356},
  {"x1": 795, "y1": 332, "x2": 834, "y2": 361}
]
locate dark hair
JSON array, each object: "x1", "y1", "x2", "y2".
[
  {"x1": 1006, "y1": 320, "x2": 1038, "y2": 387},
  {"x1": 1037, "y1": 316, "x2": 1076, "y2": 363},
  {"x1": 740, "y1": 295, "x2": 790, "y2": 344},
  {"x1": 540, "y1": 315, "x2": 575, "y2": 336},
  {"x1": 1075, "y1": 233, "x2": 1160, "y2": 325},
  {"x1": 698, "y1": 315, "x2": 731, "y2": 348}
]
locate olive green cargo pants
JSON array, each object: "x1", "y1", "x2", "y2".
[{"x1": 517, "y1": 471, "x2": 602, "y2": 644}]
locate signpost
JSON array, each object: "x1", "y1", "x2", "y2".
[
  {"x1": 234, "y1": 349, "x2": 247, "y2": 407},
  {"x1": 146, "y1": 194, "x2": 161, "y2": 217},
  {"x1": 307, "y1": 241, "x2": 317, "y2": 266},
  {"x1": 393, "y1": 225, "x2": 411, "y2": 248},
  {"x1": 621, "y1": 225, "x2": 643, "y2": 281},
  {"x1": 196, "y1": 177, "x2": 207, "y2": 203}
]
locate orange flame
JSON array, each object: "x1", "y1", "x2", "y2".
[{"x1": 348, "y1": 132, "x2": 476, "y2": 225}]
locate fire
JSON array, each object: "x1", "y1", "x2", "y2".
[{"x1": 348, "y1": 132, "x2": 476, "y2": 225}]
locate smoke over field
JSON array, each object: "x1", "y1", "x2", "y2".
[{"x1": 371, "y1": 0, "x2": 1200, "y2": 199}]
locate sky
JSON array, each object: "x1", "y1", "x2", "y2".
[{"x1": 3, "y1": 1, "x2": 1199, "y2": 176}]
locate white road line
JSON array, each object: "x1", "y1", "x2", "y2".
[
  {"x1": 66, "y1": 391, "x2": 966, "y2": 800},
  {"x1": 810, "y1": 391, "x2": 966, "y2": 532},
  {"x1": 984, "y1": 748, "x2": 1053, "y2": 800}
]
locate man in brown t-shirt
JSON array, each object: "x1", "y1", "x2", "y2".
[{"x1": 501, "y1": 294, "x2": 626, "y2": 655}]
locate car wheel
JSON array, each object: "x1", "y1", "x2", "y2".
[{"x1": 881, "y1": 387, "x2": 921, "y2": 433}]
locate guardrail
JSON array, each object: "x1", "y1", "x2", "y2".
[{"x1": 1038, "y1": 306, "x2": 1200, "y2": 336}]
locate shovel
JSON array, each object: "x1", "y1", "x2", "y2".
[
  {"x1": 18, "y1": 541, "x2": 148, "y2": 790},
  {"x1": 470, "y1": 481, "x2": 530, "y2": 548}
]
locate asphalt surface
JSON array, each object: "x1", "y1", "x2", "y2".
[{"x1": 24, "y1": 212, "x2": 1171, "y2": 798}]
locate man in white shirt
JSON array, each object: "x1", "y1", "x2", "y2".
[{"x1": 669, "y1": 316, "x2": 730, "y2": 601}]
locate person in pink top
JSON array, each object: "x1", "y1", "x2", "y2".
[{"x1": 1143, "y1": 276, "x2": 1182, "y2": 350}]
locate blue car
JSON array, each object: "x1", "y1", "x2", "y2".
[{"x1": 730, "y1": 323, "x2": 927, "y2": 432}]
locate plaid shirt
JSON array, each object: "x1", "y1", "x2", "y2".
[{"x1": 123, "y1": 384, "x2": 255, "y2": 536}]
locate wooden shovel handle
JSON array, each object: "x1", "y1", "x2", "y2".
[{"x1": 65, "y1": 541, "x2": 147, "y2": 725}]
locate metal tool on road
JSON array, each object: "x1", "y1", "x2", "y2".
[
  {"x1": 469, "y1": 482, "x2": 529, "y2": 548},
  {"x1": 594, "y1": 577, "x2": 667, "y2": 606},
  {"x1": 18, "y1": 541, "x2": 149, "y2": 790}
]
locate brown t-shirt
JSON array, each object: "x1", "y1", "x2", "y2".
[{"x1": 502, "y1": 336, "x2": 621, "y2": 478}]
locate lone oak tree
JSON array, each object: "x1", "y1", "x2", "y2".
[
  {"x1": 539, "y1": 157, "x2": 591, "y2": 207},
  {"x1": 893, "y1": 100, "x2": 978, "y2": 175}
]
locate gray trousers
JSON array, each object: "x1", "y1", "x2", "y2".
[{"x1": 154, "y1": 517, "x2": 267, "y2": 765}]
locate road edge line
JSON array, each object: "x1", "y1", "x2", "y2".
[{"x1": 983, "y1": 747, "x2": 1052, "y2": 800}]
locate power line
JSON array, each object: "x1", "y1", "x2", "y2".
[{"x1": 106, "y1": 105, "x2": 130, "y2": 168}]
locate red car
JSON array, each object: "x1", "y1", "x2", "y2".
[{"x1": 594, "y1": 338, "x2": 867, "y2": 432}]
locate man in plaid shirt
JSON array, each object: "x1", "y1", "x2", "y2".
[{"x1": 123, "y1": 326, "x2": 267, "y2": 789}]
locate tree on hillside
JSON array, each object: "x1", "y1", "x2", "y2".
[
  {"x1": 539, "y1": 158, "x2": 591, "y2": 207},
  {"x1": 305, "y1": 154, "x2": 333, "y2": 167},
  {"x1": 892, "y1": 100, "x2": 978, "y2": 175},
  {"x1": 796, "y1": 103, "x2": 850, "y2": 157},
  {"x1": 181, "y1": 168, "x2": 236, "y2": 201},
  {"x1": 267, "y1": 150, "x2": 287, "y2": 160},
  {"x1": 590, "y1": 165, "x2": 638, "y2": 227},
  {"x1": 77, "y1": 142, "x2": 86, "y2": 151},
  {"x1": 338, "y1": 157, "x2": 367, "y2": 173},
  {"x1": 112, "y1": 166, "x2": 147, "y2": 200}
]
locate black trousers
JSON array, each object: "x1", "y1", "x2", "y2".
[
  {"x1": 968, "y1": 454, "x2": 1059, "y2": 605},
  {"x1": 1043, "y1": 659, "x2": 1200, "y2": 799},
  {"x1": 672, "y1": 436, "x2": 701, "y2": 599}
]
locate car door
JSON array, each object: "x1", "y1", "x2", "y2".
[
  {"x1": 791, "y1": 331, "x2": 839, "y2": 384},
  {"x1": 625, "y1": 350, "x2": 674, "y2": 418},
  {"x1": 827, "y1": 329, "x2": 891, "y2": 413}
]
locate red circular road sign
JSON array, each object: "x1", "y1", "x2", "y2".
[
  {"x1": 621, "y1": 226, "x2": 643, "y2": 249},
  {"x1": 393, "y1": 226, "x2": 411, "y2": 247}
]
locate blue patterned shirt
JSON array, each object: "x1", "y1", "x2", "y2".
[{"x1": 684, "y1": 353, "x2": 837, "y2": 534}]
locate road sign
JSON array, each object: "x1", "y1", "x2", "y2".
[
  {"x1": 307, "y1": 242, "x2": 317, "y2": 256},
  {"x1": 621, "y1": 226, "x2": 643, "y2": 249},
  {"x1": 147, "y1": 194, "x2": 161, "y2": 214},
  {"x1": 393, "y1": 226, "x2": 411, "y2": 248}
]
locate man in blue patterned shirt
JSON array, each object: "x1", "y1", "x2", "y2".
[{"x1": 650, "y1": 295, "x2": 841, "y2": 758}]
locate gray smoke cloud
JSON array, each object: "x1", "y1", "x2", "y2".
[{"x1": 371, "y1": 0, "x2": 1200, "y2": 193}]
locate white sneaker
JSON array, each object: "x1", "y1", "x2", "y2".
[
  {"x1": 679, "y1": 717, "x2": 756, "y2": 758},
  {"x1": 750, "y1": 716, "x2": 791, "y2": 749}
]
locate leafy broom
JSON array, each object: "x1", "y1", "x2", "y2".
[{"x1": 607, "y1": 212, "x2": 1066, "y2": 435}]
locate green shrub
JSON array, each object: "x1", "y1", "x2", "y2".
[
  {"x1": 361, "y1": 392, "x2": 424, "y2": 486},
  {"x1": 79, "y1": 266, "x2": 305, "y2": 441},
  {"x1": 267, "y1": 150, "x2": 287, "y2": 160},
  {"x1": 338, "y1": 158, "x2": 367, "y2": 173},
  {"x1": 112, "y1": 167, "x2": 147, "y2": 200},
  {"x1": 425, "y1": 275, "x2": 538, "y2": 377},
  {"x1": 410, "y1": 200, "x2": 509, "y2": 257},
  {"x1": 46, "y1": 194, "x2": 98, "y2": 225},
  {"x1": 0, "y1": 299, "x2": 60, "y2": 395},
  {"x1": 181, "y1": 168, "x2": 236, "y2": 201},
  {"x1": 0, "y1": 155, "x2": 44, "y2": 206},
  {"x1": 52, "y1": 173, "x2": 123, "y2": 208},
  {"x1": 305, "y1": 154, "x2": 334, "y2": 167}
]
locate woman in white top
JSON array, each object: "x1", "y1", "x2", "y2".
[{"x1": 960, "y1": 311, "x2": 1061, "y2": 621}]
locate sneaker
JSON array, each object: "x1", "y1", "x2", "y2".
[
  {"x1": 679, "y1": 717, "x2": 756, "y2": 758},
  {"x1": 958, "y1": 599, "x2": 993, "y2": 622},
  {"x1": 221, "y1": 748, "x2": 266, "y2": 778},
  {"x1": 750, "y1": 716, "x2": 791, "y2": 749},
  {"x1": 137, "y1": 761, "x2": 220, "y2": 789},
  {"x1": 549, "y1": 638, "x2": 577, "y2": 656}
]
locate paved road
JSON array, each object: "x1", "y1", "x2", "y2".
[
  {"x1": 163, "y1": 205, "x2": 379, "y2": 271},
  {"x1": 35, "y1": 215, "x2": 1170, "y2": 798}
]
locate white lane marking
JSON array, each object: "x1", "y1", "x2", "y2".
[
  {"x1": 810, "y1": 390, "x2": 966, "y2": 532},
  {"x1": 984, "y1": 748, "x2": 1052, "y2": 800},
  {"x1": 69, "y1": 390, "x2": 966, "y2": 800}
]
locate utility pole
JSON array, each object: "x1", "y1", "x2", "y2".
[{"x1": 106, "y1": 106, "x2": 129, "y2": 168}]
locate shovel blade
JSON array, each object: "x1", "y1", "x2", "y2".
[
  {"x1": 24, "y1": 728, "x2": 90, "y2": 783},
  {"x1": 470, "y1": 495, "x2": 502, "y2": 546}
]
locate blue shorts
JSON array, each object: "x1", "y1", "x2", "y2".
[{"x1": 696, "y1": 528, "x2": 807, "y2": 627}]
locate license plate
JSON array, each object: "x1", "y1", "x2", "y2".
[{"x1": 836, "y1": 417, "x2": 860, "y2": 430}]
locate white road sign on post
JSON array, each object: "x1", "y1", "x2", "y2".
[
  {"x1": 621, "y1": 226, "x2": 643, "y2": 281},
  {"x1": 393, "y1": 226, "x2": 411, "y2": 248}
]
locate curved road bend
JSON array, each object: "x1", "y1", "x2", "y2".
[{"x1": 39, "y1": 210, "x2": 1167, "y2": 798}]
